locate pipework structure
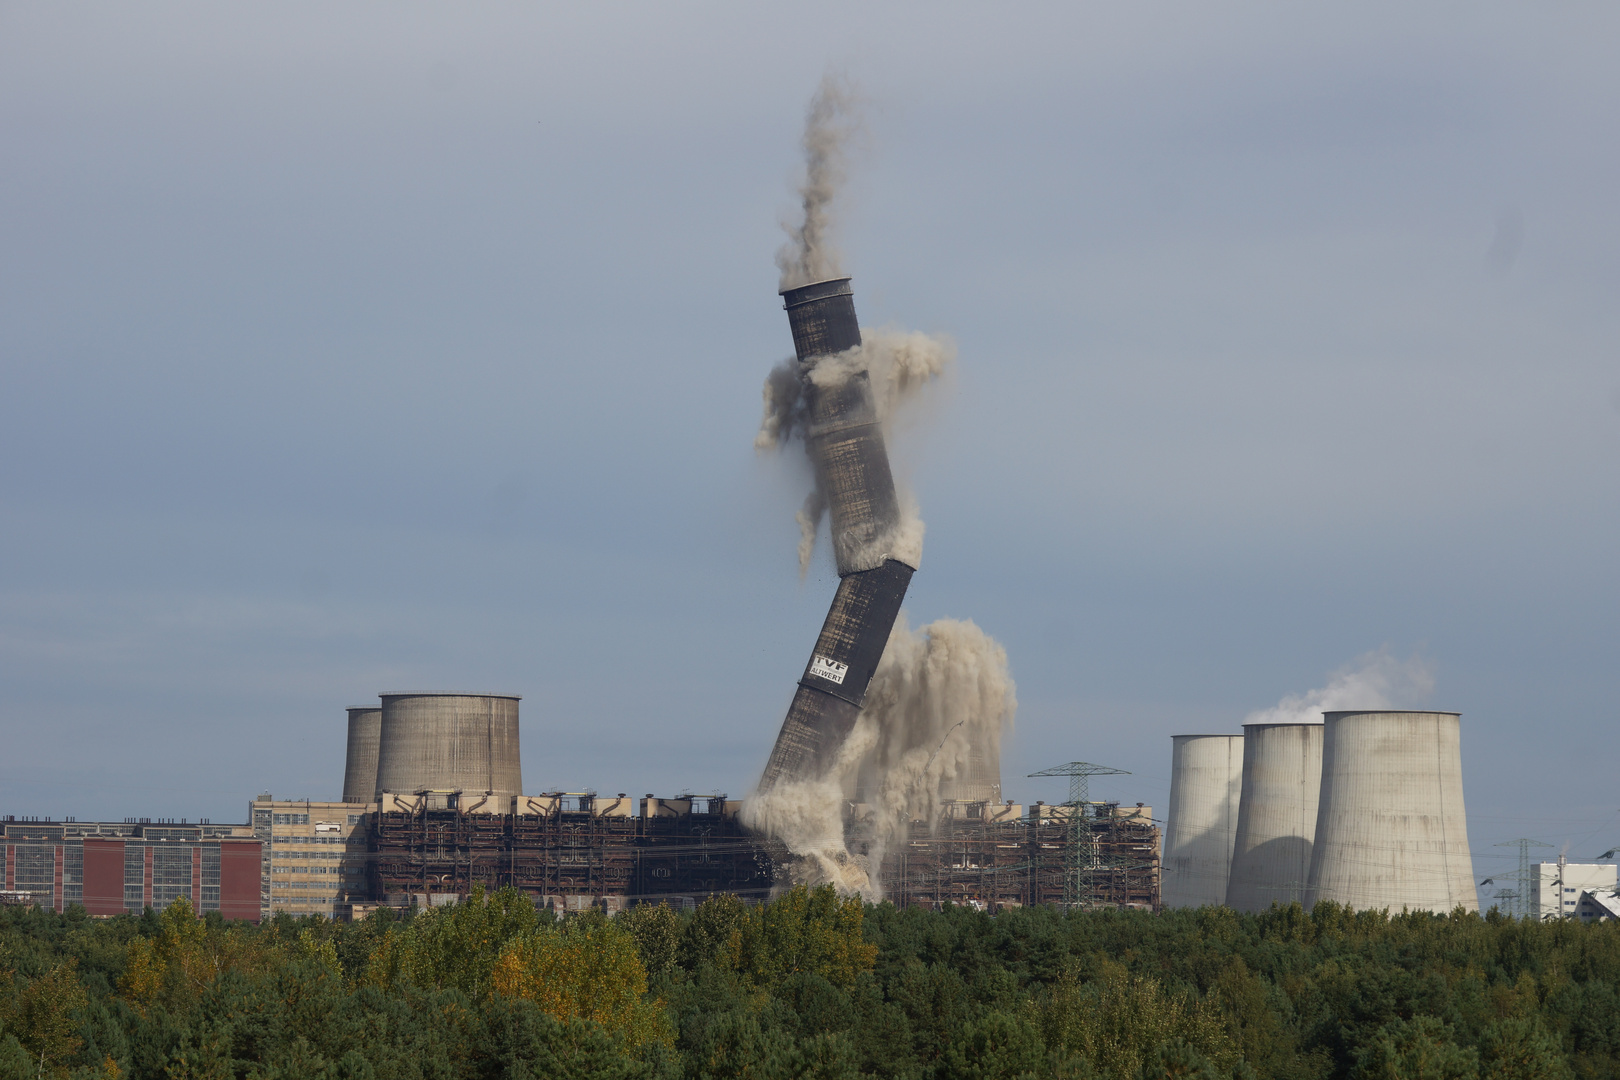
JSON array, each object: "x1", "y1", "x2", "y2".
[{"x1": 758, "y1": 278, "x2": 915, "y2": 789}]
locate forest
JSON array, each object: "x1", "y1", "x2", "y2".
[{"x1": 2, "y1": 886, "x2": 1617, "y2": 1080}]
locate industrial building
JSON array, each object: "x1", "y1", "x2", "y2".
[
  {"x1": 349, "y1": 790, "x2": 1157, "y2": 914},
  {"x1": 0, "y1": 791, "x2": 1155, "y2": 918},
  {"x1": 338, "y1": 693, "x2": 1158, "y2": 914},
  {"x1": 0, "y1": 818, "x2": 260, "y2": 919},
  {"x1": 864, "y1": 800, "x2": 1159, "y2": 912},
  {"x1": 363, "y1": 792, "x2": 770, "y2": 911},
  {"x1": 0, "y1": 682, "x2": 1162, "y2": 919},
  {"x1": 1530, "y1": 860, "x2": 1619, "y2": 921},
  {"x1": 250, "y1": 796, "x2": 374, "y2": 921},
  {"x1": 1574, "y1": 889, "x2": 1620, "y2": 923}
]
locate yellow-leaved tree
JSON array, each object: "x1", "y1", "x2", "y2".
[
  {"x1": 491, "y1": 920, "x2": 673, "y2": 1049},
  {"x1": 118, "y1": 896, "x2": 282, "y2": 1011},
  {"x1": 361, "y1": 884, "x2": 539, "y2": 997},
  {"x1": 739, "y1": 883, "x2": 876, "y2": 991}
]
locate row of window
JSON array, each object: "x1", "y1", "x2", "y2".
[{"x1": 264, "y1": 813, "x2": 365, "y2": 827}]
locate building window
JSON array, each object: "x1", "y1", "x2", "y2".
[{"x1": 152, "y1": 846, "x2": 194, "y2": 909}]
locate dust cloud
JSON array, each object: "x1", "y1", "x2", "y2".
[
  {"x1": 776, "y1": 73, "x2": 858, "y2": 291},
  {"x1": 744, "y1": 615, "x2": 1017, "y2": 900},
  {"x1": 755, "y1": 328, "x2": 953, "y2": 576}
]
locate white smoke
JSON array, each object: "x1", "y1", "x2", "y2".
[
  {"x1": 755, "y1": 328, "x2": 953, "y2": 575},
  {"x1": 777, "y1": 73, "x2": 858, "y2": 291},
  {"x1": 1244, "y1": 647, "x2": 1436, "y2": 725},
  {"x1": 744, "y1": 615, "x2": 1017, "y2": 899}
]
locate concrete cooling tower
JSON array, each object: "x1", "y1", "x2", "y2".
[
  {"x1": 1305, "y1": 710, "x2": 1476, "y2": 913},
  {"x1": 1162, "y1": 734, "x2": 1244, "y2": 908},
  {"x1": 758, "y1": 278, "x2": 915, "y2": 791},
  {"x1": 373, "y1": 693, "x2": 523, "y2": 801},
  {"x1": 341, "y1": 705, "x2": 382, "y2": 803},
  {"x1": 1226, "y1": 723, "x2": 1323, "y2": 912}
]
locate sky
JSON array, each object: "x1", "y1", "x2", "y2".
[{"x1": 2, "y1": 3, "x2": 1617, "y2": 900}]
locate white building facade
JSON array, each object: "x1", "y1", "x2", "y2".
[{"x1": 1531, "y1": 860, "x2": 1618, "y2": 920}]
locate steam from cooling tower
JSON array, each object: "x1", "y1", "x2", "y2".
[
  {"x1": 1242, "y1": 647, "x2": 1434, "y2": 726},
  {"x1": 744, "y1": 77, "x2": 1015, "y2": 896}
]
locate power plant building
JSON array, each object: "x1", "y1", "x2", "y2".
[
  {"x1": 250, "y1": 796, "x2": 375, "y2": 920},
  {"x1": 1162, "y1": 734, "x2": 1244, "y2": 908},
  {"x1": 1531, "y1": 860, "x2": 1618, "y2": 921},
  {"x1": 1226, "y1": 723, "x2": 1323, "y2": 912},
  {"x1": 1305, "y1": 710, "x2": 1476, "y2": 913},
  {"x1": 0, "y1": 819, "x2": 260, "y2": 920}
]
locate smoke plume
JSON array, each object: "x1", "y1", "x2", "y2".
[
  {"x1": 1244, "y1": 647, "x2": 1436, "y2": 725},
  {"x1": 777, "y1": 73, "x2": 858, "y2": 291},
  {"x1": 744, "y1": 614, "x2": 1016, "y2": 899},
  {"x1": 756, "y1": 328, "x2": 953, "y2": 574}
]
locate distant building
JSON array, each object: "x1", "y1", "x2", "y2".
[
  {"x1": 0, "y1": 819, "x2": 260, "y2": 920},
  {"x1": 249, "y1": 795, "x2": 374, "y2": 921},
  {"x1": 1575, "y1": 889, "x2": 1620, "y2": 923},
  {"x1": 362, "y1": 790, "x2": 1158, "y2": 914},
  {"x1": 3, "y1": 784, "x2": 1162, "y2": 921},
  {"x1": 1532, "y1": 860, "x2": 1619, "y2": 920}
]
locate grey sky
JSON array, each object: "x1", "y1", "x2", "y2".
[{"x1": 3, "y1": 4, "x2": 1617, "y2": 894}]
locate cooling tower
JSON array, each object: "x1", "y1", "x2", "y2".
[
  {"x1": 1161, "y1": 734, "x2": 1244, "y2": 908},
  {"x1": 341, "y1": 705, "x2": 382, "y2": 804},
  {"x1": 759, "y1": 277, "x2": 916, "y2": 790},
  {"x1": 1305, "y1": 710, "x2": 1476, "y2": 913},
  {"x1": 1225, "y1": 723, "x2": 1322, "y2": 912},
  {"x1": 373, "y1": 693, "x2": 523, "y2": 800}
]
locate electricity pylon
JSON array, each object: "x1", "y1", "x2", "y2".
[
  {"x1": 1028, "y1": 762, "x2": 1129, "y2": 909},
  {"x1": 1495, "y1": 838, "x2": 1552, "y2": 919}
]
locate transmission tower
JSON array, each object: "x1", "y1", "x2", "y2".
[
  {"x1": 1495, "y1": 838, "x2": 1552, "y2": 919},
  {"x1": 1028, "y1": 762, "x2": 1129, "y2": 908}
]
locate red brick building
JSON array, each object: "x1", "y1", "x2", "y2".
[{"x1": 0, "y1": 819, "x2": 261, "y2": 921}]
